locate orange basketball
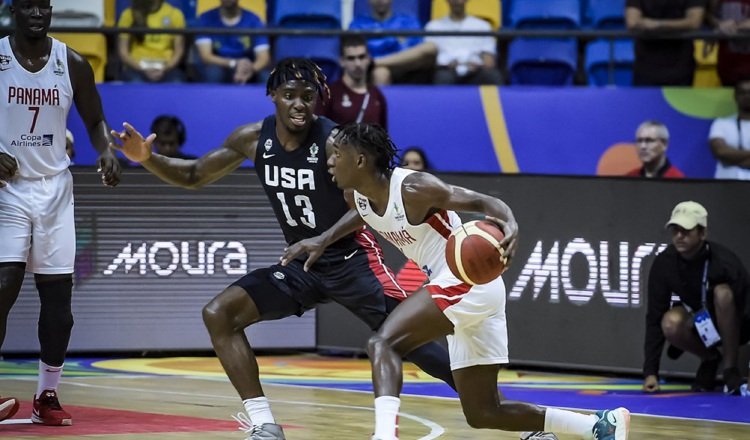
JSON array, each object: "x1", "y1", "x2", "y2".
[{"x1": 445, "y1": 220, "x2": 506, "y2": 285}]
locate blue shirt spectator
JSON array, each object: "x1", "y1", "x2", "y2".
[
  {"x1": 194, "y1": 0, "x2": 270, "y2": 84},
  {"x1": 349, "y1": 13, "x2": 423, "y2": 58}
]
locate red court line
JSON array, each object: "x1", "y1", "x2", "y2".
[{"x1": 0, "y1": 402, "x2": 297, "y2": 436}]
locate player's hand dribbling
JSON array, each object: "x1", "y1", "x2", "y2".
[
  {"x1": 97, "y1": 150, "x2": 121, "y2": 187},
  {"x1": 110, "y1": 122, "x2": 156, "y2": 164},
  {"x1": 0, "y1": 152, "x2": 19, "y2": 187},
  {"x1": 280, "y1": 236, "x2": 327, "y2": 272},
  {"x1": 485, "y1": 215, "x2": 519, "y2": 270}
]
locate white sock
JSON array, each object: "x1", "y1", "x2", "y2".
[
  {"x1": 37, "y1": 361, "x2": 63, "y2": 397},
  {"x1": 544, "y1": 408, "x2": 598, "y2": 439},
  {"x1": 243, "y1": 396, "x2": 275, "y2": 426},
  {"x1": 374, "y1": 396, "x2": 400, "y2": 440}
]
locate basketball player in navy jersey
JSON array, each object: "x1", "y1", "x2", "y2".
[
  {"x1": 111, "y1": 58, "x2": 453, "y2": 440},
  {"x1": 0, "y1": 0, "x2": 121, "y2": 426},
  {"x1": 282, "y1": 124, "x2": 632, "y2": 440}
]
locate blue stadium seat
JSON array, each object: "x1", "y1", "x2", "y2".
[
  {"x1": 585, "y1": 39, "x2": 634, "y2": 86},
  {"x1": 352, "y1": 0, "x2": 427, "y2": 25},
  {"x1": 274, "y1": 36, "x2": 341, "y2": 81},
  {"x1": 587, "y1": 0, "x2": 626, "y2": 29},
  {"x1": 274, "y1": 0, "x2": 341, "y2": 29},
  {"x1": 509, "y1": 0, "x2": 581, "y2": 29},
  {"x1": 508, "y1": 38, "x2": 578, "y2": 85}
]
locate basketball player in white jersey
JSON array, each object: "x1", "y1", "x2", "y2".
[
  {"x1": 0, "y1": 0, "x2": 121, "y2": 425},
  {"x1": 281, "y1": 124, "x2": 631, "y2": 440}
]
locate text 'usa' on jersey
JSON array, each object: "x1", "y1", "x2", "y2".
[{"x1": 255, "y1": 116, "x2": 354, "y2": 248}]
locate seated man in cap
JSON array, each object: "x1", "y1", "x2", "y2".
[{"x1": 642, "y1": 201, "x2": 750, "y2": 395}]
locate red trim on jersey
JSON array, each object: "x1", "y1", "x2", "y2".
[
  {"x1": 425, "y1": 283, "x2": 472, "y2": 311},
  {"x1": 395, "y1": 260, "x2": 428, "y2": 294},
  {"x1": 424, "y1": 210, "x2": 452, "y2": 239},
  {"x1": 355, "y1": 228, "x2": 407, "y2": 299}
]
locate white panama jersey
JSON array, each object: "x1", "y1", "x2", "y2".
[
  {"x1": 0, "y1": 36, "x2": 73, "y2": 178},
  {"x1": 353, "y1": 167, "x2": 462, "y2": 280}
]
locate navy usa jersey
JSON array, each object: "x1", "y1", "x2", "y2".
[{"x1": 255, "y1": 115, "x2": 355, "y2": 249}]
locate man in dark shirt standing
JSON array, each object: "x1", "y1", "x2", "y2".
[
  {"x1": 625, "y1": 0, "x2": 707, "y2": 86},
  {"x1": 643, "y1": 201, "x2": 750, "y2": 395}
]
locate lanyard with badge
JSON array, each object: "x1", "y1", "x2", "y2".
[
  {"x1": 737, "y1": 117, "x2": 747, "y2": 151},
  {"x1": 685, "y1": 245, "x2": 721, "y2": 347}
]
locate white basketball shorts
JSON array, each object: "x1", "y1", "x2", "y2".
[
  {"x1": 0, "y1": 170, "x2": 75, "y2": 274},
  {"x1": 425, "y1": 272, "x2": 508, "y2": 370}
]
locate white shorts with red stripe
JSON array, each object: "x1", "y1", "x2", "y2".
[
  {"x1": 0, "y1": 170, "x2": 75, "y2": 274},
  {"x1": 426, "y1": 272, "x2": 508, "y2": 370}
]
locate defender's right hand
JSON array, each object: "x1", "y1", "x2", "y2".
[
  {"x1": 110, "y1": 122, "x2": 156, "y2": 164},
  {"x1": 280, "y1": 236, "x2": 327, "y2": 272},
  {"x1": 643, "y1": 375, "x2": 660, "y2": 393},
  {"x1": 0, "y1": 152, "x2": 19, "y2": 187}
]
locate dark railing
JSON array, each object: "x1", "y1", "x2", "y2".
[{"x1": 2, "y1": 26, "x2": 749, "y2": 84}]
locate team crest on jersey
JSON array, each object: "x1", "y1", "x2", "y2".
[
  {"x1": 264, "y1": 139, "x2": 272, "y2": 151},
  {"x1": 307, "y1": 143, "x2": 319, "y2": 164},
  {"x1": 0, "y1": 54, "x2": 11, "y2": 71},
  {"x1": 53, "y1": 58, "x2": 65, "y2": 76},
  {"x1": 393, "y1": 203, "x2": 405, "y2": 221},
  {"x1": 357, "y1": 197, "x2": 369, "y2": 215}
]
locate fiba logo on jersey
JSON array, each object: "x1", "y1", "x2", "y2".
[
  {"x1": 393, "y1": 203, "x2": 405, "y2": 221},
  {"x1": 264, "y1": 139, "x2": 272, "y2": 151},
  {"x1": 307, "y1": 143, "x2": 319, "y2": 164},
  {"x1": 53, "y1": 58, "x2": 64, "y2": 76},
  {"x1": 357, "y1": 197, "x2": 368, "y2": 214}
]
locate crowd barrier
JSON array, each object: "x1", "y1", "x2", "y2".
[{"x1": 69, "y1": 84, "x2": 736, "y2": 178}]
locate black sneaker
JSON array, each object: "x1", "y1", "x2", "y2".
[
  {"x1": 691, "y1": 353, "x2": 722, "y2": 392},
  {"x1": 723, "y1": 367, "x2": 743, "y2": 395}
]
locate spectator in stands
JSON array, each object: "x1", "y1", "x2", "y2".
[
  {"x1": 642, "y1": 201, "x2": 750, "y2": 395},
  {"x1": 117, "y1": 0, "x2": 186, "y2": 83},
  {"x1": 625, "y1": 0, "x2": 708, "y2": 86},
  {"x1": 399, "y1": 146, "x2": 431, "y2": 171},
  {"x1": 150, "y1": 115, "x2": 196, "y2": 159},
  {"x1": 708, "y1": 0, "x2": 750, "y2": 86},
  {"x1": 424, "y1": 0, "x2": 502, "y2": 85},
  {"x1": 319, "y1": 35, "x2": 388, "y2": 129},
  {"x1": 350, "y1": 0, "x2": 436, "y2": 85},
  {"x1": 709, "y1": 77, "x2": 750, "y2": 179},
  {"x1": 194, "y1": 0, "x2": 270, "y2": 84},
  {"x1": 65, "y1": 130, "x2": 75, "y2": 162},
  {"x1": 625, "y1": 120, "x2": 685, "y2": 178}
]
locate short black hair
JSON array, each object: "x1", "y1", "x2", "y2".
[
  {"x1": 151, "y1": 114, "x2": 186, "y2": 146},
  {"x1": 399, "y1": 146, "x2": 431, "y2": 170},
  {"x1": 336, "y1": 123, "x2": 397, "y2": 175},
  {"x1": 266, "y1": 58, "x2": 330, "y2": 102},
  {"x1": 340, "y1": 35, "x2": 369, "y2": 56}
]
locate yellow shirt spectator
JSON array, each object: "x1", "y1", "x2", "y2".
[{"x1": 118, "y1": 1, "x2": 185, "y2": 65}]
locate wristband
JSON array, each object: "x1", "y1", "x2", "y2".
[{"x1": 229, "y1": 59, "x2": 237, "y2": 69}]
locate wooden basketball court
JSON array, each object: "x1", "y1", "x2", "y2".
[{"x1": 0, "y1": 355, "x2": 747, "y2": 439}]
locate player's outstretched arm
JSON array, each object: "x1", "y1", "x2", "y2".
[
  {"x1": 111, "y1": 121, "x2": 260, "y2": 189},
  {"x1": 280, "y1": 207, "x2": 366, "y2": 271},
  {"x1": 68, "y1": 47, "x2": 121, "y2": 187},
  {"x1": 403, "y1": 172, "x2": 519, "y2": 261}
]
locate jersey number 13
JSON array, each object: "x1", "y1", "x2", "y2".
[{"x1": 276, "y1": 192, "x2": 316, "y2": 228}]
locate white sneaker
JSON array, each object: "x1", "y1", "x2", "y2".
[
  {"x1": 520, "y1": 432, "x2": 559, "y2": 440},
  {"x1": 232, "y1": 412, "x2": 286, "y2": 439}
]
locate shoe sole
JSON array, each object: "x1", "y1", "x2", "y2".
[
  {"x1": 0, "y1": 399, "x2": 20, "y2": 421},
  {"x1": 31, "y1": 413, "x2": 73, "y2": 426}
]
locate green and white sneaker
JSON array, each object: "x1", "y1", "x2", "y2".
[{"x1": 592, "y1": 407, "x2": 630, "y2": 440}]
